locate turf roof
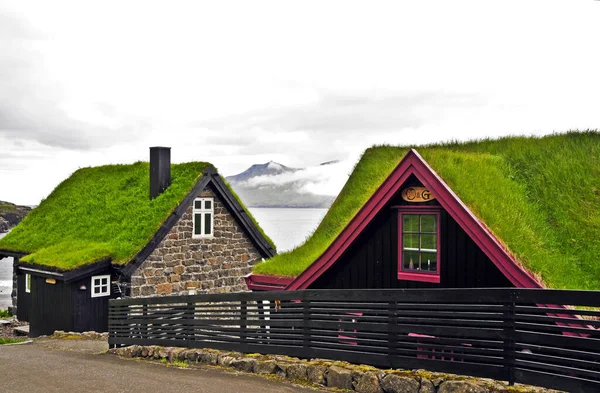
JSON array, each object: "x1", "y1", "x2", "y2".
[
  {"x1": 253, "y1": 131, "x2": 600, "y2": 291},
  {"x1": 0, "y1": 161, "x2": 275, "y2": 270}
]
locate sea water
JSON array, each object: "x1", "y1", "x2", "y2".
[
  {"x1": 0, "y1": 232, "x2": 12, "y2": 309},
  {"x1": 0, "y1": 208, "x2": 327, "y2": 308}
]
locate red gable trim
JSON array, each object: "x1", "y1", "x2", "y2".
[{"x1": 286, "y1": 149, "x2": 542, "y2": 290}]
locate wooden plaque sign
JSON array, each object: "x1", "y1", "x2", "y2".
[{"x1": 401, "y1": 187, "x2": 435, "y2": 203}]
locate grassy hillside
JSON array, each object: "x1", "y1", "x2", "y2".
[
  {"x1": 0, "y1": 162, "x2": 210, "y2": 270},
  {"x1": 253, "y1": 131, "x2": 600, "y2": 290}
]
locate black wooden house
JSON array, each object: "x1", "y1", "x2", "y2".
[{"x1": 0, "y1": 147, "x2": 275, "y2": 336}]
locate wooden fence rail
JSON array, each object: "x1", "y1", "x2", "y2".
[{"x1": 109, "y1": 288, "x2": 600, "y2": 393}]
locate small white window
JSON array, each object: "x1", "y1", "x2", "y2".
[
  {"x1": 25, "y1": 274, "x2": 31, "y2": 293},
  {"x1": 91, "y1": 275, "x2": 111, "y2": 298},
  {"x1": 193, "y1": 198, "x2": 214, "y2": 237}
]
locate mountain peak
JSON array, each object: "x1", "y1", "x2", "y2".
[{"x1": 226, "y1": 161, "x2": 297, "y2": 183}]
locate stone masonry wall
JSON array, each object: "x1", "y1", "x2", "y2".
[{"x1": 129, "y1": 185, "x2": 262, "y2": 297}]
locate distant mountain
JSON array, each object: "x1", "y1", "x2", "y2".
[
  {"x1": 225, "y1": 161, "x2": 336, "y2": 208},
  {"x1": 0, "y1": 201, "x2": 31, "y2": 233},
  {"x1": 319, "y1": 160, "x2": 340, "y2": 166},
  {"x1": 226, "y1": 161, "x2": 298, "y2": 183}
]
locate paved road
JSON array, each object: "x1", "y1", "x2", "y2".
[{"x1": 0, "y1": 340, "x2": 318, "y2": 393}]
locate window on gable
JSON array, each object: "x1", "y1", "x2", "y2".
[
  {"x1": 398, "y1": 209, "x2": 441, "y2": 283},
  {"x1": 25, "y1": 274, "x2": 31, "y2": 293},
  {"x1": 91, "y1": 275, "x2": 111, "y2": 298},
  {"x1": 193, "y1": 198, "x2": 214, "y2": 237}
]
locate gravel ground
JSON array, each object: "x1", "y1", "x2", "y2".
[
  {"x1": 0, "y1": 338, "x2": 320, "y2": 393},
  {"x1": 0, "y1": 317, "x2": 26, "y2": 339}
]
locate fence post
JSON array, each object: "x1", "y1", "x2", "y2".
[
  {"x1": 303, "y1": 298, "x2": 311, "y2": 353},
  {"x1": 240, "y1": 300, "x2": 248, "y2": 346},
  {"x1": 388, "y1": 300, "x2": 398, "y2": 369},
  {"x1": 142, "y1": 304, "x2": 148, "y2": 340},
  {"x1": 186, "y1": 301, "x2": 194, "y2": 348},
  {"x1": 503, "y1": 290, "x2": 516, "y2": 386}
]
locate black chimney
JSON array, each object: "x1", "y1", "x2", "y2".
[{"x1": 150, "y1": 147, "x2": 171, "y2": 199}]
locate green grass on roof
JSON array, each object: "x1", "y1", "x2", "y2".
[
  {"x1": 0, "y1": 162, "x2": 210, "y2": 270},
  {"x1": 221, "y1": 177, "x2": 276, "y2": 251},
  {"x1": 253, "y1": 131, "x2": 600, "y2": 291}
]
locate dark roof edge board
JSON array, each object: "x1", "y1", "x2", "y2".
[
  {"x1": 120, "y1": 173, "x2": 213, "y2": 278},
  {"x1": 284, "y1": 149, "x2": 543, "y2": 291},
  {"x1": 209, "y1": 172, "x2": 277, "y2": 258},
  {"x1": 17, "y1": 259, "x2": 112, "y2": 283},
  {"x1": 0, "y1": 249, "x2": 27, "y2": 259}
]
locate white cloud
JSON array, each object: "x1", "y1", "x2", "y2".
[
  {"x1": 0, "y1": 0, "x2": 599, "y2": 204},
  {"x1": 238, "y1": 158, "x2": 357, "y2": 197}
]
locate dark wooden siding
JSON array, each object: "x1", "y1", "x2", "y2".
[
  {"x1": 310, "y1": 176, "x2": 513, "y2": 290},
  {"x1": 71, "y1": 275, "x2": 111, "y2": 333},
  {"x1": 29, "y1": 275, "x2": 73, "y2": 337},
  {"x1": 16, "y1": 272, "x2": 31, "y2": 322}
]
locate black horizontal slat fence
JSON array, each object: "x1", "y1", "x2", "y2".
[{"x1": 109, "y1": 288, "x2": 600, "y2": 392}]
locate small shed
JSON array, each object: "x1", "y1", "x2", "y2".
[
  {"x1": 0, "y1": 147, "x2": 276, "y2": 336},
  {"x1": 247, "y1": 132, "x2": 600, "y2": 292}
]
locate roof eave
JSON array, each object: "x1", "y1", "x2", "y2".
[{"x1": 17, "y1": 258, "x2": 112, "y2": 283}]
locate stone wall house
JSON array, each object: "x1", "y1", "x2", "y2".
[
  {"x1": 0, "y1": 147, "x2": 276, "y2": 336},
  {"x1": 130, "y1": 185, "x2": 262, "y2": 297}
]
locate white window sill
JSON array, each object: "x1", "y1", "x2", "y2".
[{"x1": 192, "y1": 234, "x2": 214, "y2": 239}]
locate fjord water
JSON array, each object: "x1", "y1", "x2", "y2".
[
  {"x1": 0, "y1": 208, "x2": 327, "y2": 309},
  {"x1": 0, "y1": 232, "x2": 12, "y2": 308}
]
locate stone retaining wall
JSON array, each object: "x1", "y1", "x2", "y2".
[
  {"x1": 108, "y1": 346, "x2": 563, "y2": 393},
  {"x1": 129, "y1": 185, "x2": 261, "y2": 297}
]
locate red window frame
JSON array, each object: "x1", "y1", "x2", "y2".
[{"x1": 396, "y1": 206, "x2": 441, "y2": 283}]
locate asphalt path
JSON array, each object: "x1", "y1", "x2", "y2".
[{"x1": 0, "y1": 340, "x2": 319, "y2": 393}]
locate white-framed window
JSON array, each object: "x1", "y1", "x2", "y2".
[
  {"x1": 193, "y1": 197, "x2": 214, "y2": 237},
  {"x1": 91, "y1": 275, "x2": 111, "y2": 298},
  {"x1": 25, "y1": 274, "x2": 31, "y2": 293}
]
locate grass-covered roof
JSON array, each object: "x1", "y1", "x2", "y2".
[
  {"x1": 253, "y1": 131, "x2": 600, "y2": 291},
  {"x1": 0, "y1": 161, "x2": 274, "y2": 271}
]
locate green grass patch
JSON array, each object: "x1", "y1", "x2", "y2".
[
  {"x1": 0, "y1": 162, "x2": 210, "y2": 270},
  {"x1": 254, "y1": 131, "x2": 600, "y2": 290},
  {"x1": 0, "y1": 337, "x2": 26, "y2": 345},
  {"x1": 0, "y1": 201, "x2": 17, "y2": 214},
  {"x1": 0, "y1": 309, "x2": 11, "y2": 318}
]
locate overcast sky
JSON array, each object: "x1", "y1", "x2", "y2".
[{"x1": 1, "y1": 0, "x2": 599, "y2": 205}]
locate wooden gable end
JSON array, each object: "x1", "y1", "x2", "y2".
[{"x1": 286, "y1": 149, "x2": 543, "y2": 290}]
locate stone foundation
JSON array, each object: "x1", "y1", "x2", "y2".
[
  {"x1": 109, "y1": 346, "x2": 563, "y2": 393},
  {"x1": 129, "y1": 185, "x2": 261, "y2": 297}
]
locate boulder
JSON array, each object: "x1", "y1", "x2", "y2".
[
  {"x1": 307, "y1": 364, "x2": 327, "y2": 385},
  {"x1": 217, "y1": 355, "x2": 236, "y2": 367},
  {"x1": 158, "y1": 347, "x2": 169, "y2": 359},
  {"x1": 231, "y1": 358, "x2": 256, "y2": 373},
  {"x1": 438, "y1": 381, "x2": 489, "y2": 393},
  {"x1": 275, "y1": 361, "x2": 291, "y2": 378},
  {"x1": 420, "y1": 378, "x2": 436, "y2": 393},
  {"x1": 254, "y1": 360, "x2": 278, "y2": 374},
  {"x1": 168, "y1": 348, "x2": 184, "y2": 362},
  {"x1": 286, "y1": 363, "x2": 308, "y2": 380},
  {"x1": 327, "y1": 366, "x2": 354, "y2": 390},
  {"x1": 200, "y1": 352, "x2": 219, "y2": 365},
  {"x1": 185, "y1": 350, "x2": 199, "y2": 363},
  {"x1": 354, "y1": 372, "x2": 383, "y2": 393},
  {"x1": 380, "y1": 374, "x2": 419, "y2": 393}
]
